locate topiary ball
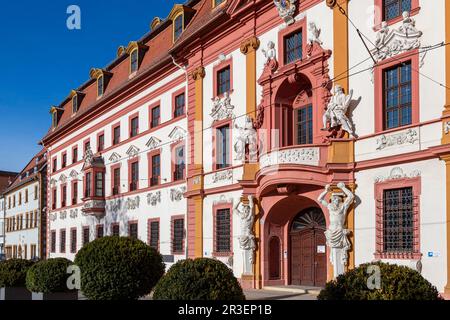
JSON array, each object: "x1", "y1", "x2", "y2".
[
  {"x1": 26, "y1": 258, "x2": 74, "y2": 294},
  {"x1": 0, "y1": 259, "x2": 35, "y2": 288},
  {"x1": 318, "y1": 261, "x2": 442, "y2": 300},
  {"x1": 74, "y1": 236, "x2": 165, "y2": 300},
  {"x1": 153, "y1": 258, "x2": 245, "y2": 300}
]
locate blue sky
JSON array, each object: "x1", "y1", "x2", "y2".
[{"x1": 0, "y1": 0, "x2": 178, "y2": 172}]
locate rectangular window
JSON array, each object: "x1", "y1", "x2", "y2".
[
  {"x1": 73, "y1": 147, "x2": 78, "y2": 164},
  {"x1": 295, "y1": 105, "x2": 313, "y2": 145},
  {"x1": 151, "y1": 106, "x2": 160, "y2": 128},
  {"x1": 112, "y1": 224, "x2": 120, "y2": 237},
  {"x1": 98, "y1": 134, "x2": 105, "y2": 152},
  {"x1": 383, "y1": 187, "x2": 414, "y2": 253},
  {"x1": 52, "y1": 189, "x2": 57, "y2": 210},
  {"x1": 172, "y1": 219, "x2": 184, "y2": 254},
  {"x1": 95, "y1": 172, "x2": 104, "y2": 197},
  {"x1": 97, "y1": 75, "x2": 104, "y2": 96},
  {"x1": 383, "y1": 62, "x2": 412, "y2": 130},
  {"x1": 82, "y1": 227, "x2": 90, "y2": 246},
  {"x1": 384, "y1": 0, "x2": 411, "y2": 21},
  {"x1": 174, "y1": 93, "x2": 185, "y2": 118},
  {"x1": 72, "y1": 182, "x2": 78, "y2": 205},
  {"x1": 60, "y1": 229, "x2": 66, "y2": 253},
  {"x1": 113, "y1": 167, "x2": 121, "y2": 195},
  {"x1": 284, "y1": 30, "x2": 303, "y2": 64},
  {"x1": 70, "y1": 229, "x2": 77, "y2": 254},
  {"x1": 129, "y1": 222, "x2": 138, "y2": 239},
  {"x1": 151, "y1": 154, "x2": 161, "y2": 186},
  {"x1": 113, "y1": 126, "x2": 121, "y2": 145},
  {"x1": 149, "y1": 221, "x2": 160, "y2": 250},
  {"x1": 85, "y1": 173, "x2": 92, "y2": 198},
  {"x1": 215, "y1": 209, "x2": 231, "y2": 253},
  {"x1": 34, "y1": 185, "x2": 38, "y2": 200},
  {"x1": 131, "y1": 49, "x2": 139, "y2": 73},
  {"x1": 130, "y1": 161, "x2": 139, "y2": 191},
  {"x1": 97, "y1": 225, "x2": 104, "y2": 239},
  {"x1": 62, "y1": 153, "x2": 67, "y2": 168},
  {"x1": 84, "y1": 141, "x2": 91, "y2": 154},
  {"x1": 217, "y1": 66, "x2": 231, "y2": 96},
  {"x1": 62, "y1": 185, "x2": 67, "y2": 207},
  {"x1": 53, "y1": 158, "x2": 57, "y2": 173},
  {"x1": 51, "y1": 231, "x2": 56, "y2": 253},
  {"x1": 34, "y1": 211, "x2": 38, "y2": 228},
  {"x1": 130, "y1": 116, "x2": 139, "y2": 138},
  {"x1": 216, "y1": 125, "x2": 230, "y2": 170},
  {"x1": 52, "y1": 112, "x2": 58, "y2": 128},
  {"x1": 19, "y1": 193, "x2": 22, "y2": 206},
  {"x1": 174, "y1": 15, "x2": 183, "y2": 41},
  {"x1": 174, "y1": 146, "x2": 185, "y2": 181},
  {"x1": 25, "y1": 189, "x2": 28, "y2": 203},
  {"x1": 72, "y1": 95, "x2": 78, "y2": 113}
]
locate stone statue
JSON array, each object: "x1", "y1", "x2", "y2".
[
  {"x1": 321, "y1": 85, "x2": 355, "y2": 138},
  {"x1": 399, "y1": 11, "x2": 418, "y2": 35},
  {"x1": 210, "y1": 91, "x2": 235, "y2": 122},
  {"x1": 234, "y1": 116, "x2": 258, "y2": 162},
  {"x1": 261, "y1": 41, "x2": 277, "y2": 63},
  {"x1": 308, "y1": 22, "x2": 323, "y2": 45},
  {"x1": 234, "y1": 196, "x2": 256, "y2": 268},
  {"x1": 318, "y1": 183, "x2": 355, "y2": 278},
  {"x1": 375, "y1": 21, "x2": 389, "y2": 47}
]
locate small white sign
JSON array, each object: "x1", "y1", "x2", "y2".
[
  {"x1": 428, "y1": 251, "x2": 440, "y2": 258},
  {"x1": 317, "y1": 246, "x2": 326, "y2": 254}
]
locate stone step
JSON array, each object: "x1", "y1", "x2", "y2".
[{"x1": 262, "y1": 286, "x2": 322, "y2": 296}]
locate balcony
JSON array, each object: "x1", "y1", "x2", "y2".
[
  {"x1": 81, "y1": 199, "x2": 106, "y2": 219},
  {"x1": 259, "y1": 145, "x2": 322, "y2": 169}
]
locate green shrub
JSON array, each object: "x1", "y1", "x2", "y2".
[
  {"x1": 74, "y1": 236, "x2": 164, "y2": 300},
  {"x1": 153, "y1": 258, "x2": 245, "y2": 300},
  {"x1": 0, "y1": 259, "x2": 35, "y2": 287},
  {"x1": 26, "y1": 258, "x2": 74, "y2": 293},
  {"x1": 318, "y1": 262, "x2": 442, "y2": 300}
]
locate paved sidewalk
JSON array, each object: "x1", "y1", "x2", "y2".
[{"x1": 244, "y1": 289, "x2": 318, "y2": 301}]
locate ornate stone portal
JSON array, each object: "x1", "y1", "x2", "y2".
[
  {"x1": 318, "y1": 183, "x2": 355, "y2": 278},
  {"x1": 234, "y1": 196, "x2": 256, "y2": 275}
]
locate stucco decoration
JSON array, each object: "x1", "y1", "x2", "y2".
[
  {"x1": 212, "y1": 169, "x2": 233, "y2": 183},
  {"x1": 376, "y1": 128, "x2": 418, "y2": 150},
  {"x1": 170, "y1": 187, "x2": 186, "y2": 202},
  {"x1": 234, "y1": 116, "x2": 258, "y2": 162},
  {"x1": 213, "y1": 195, "x2": 233, "y2": 206},
  {"x1": 321, "y1": 85, "x2": 356, "y2": 138},
  {"x1": 260, "y1": 147, "x2": 320, "y2": 168},
  {"x1": 84, "y1": 146, "x2": 94, "y2": 167},
  {"x1": 147, "y1": 191, "x2": 161, "y2": 206},
  {"x1": 168, "y1": 126, "x2": 187, "y2": 142},
  {"x1": 261, "y1": 41, "x2": 278, "y2": 73},
  {"x1": 210, "y1": 92, "x2": 235, "y2": 123},
  {"x1": 308, "y1": 22, "x2": 323, "y2": 46},
  {"x1": 126, "y1": 145, "x2": 140, "y2": 158},
  {"x1": 234, "y1": 195, "x2": 256, "y2": 274},
  {"x1": 146, "y1": 136, "x2": 162, "y2": 150},
  {"x1": 50, "y1": 178, "x2": 57, "y2": 187},
  {"x1": 109, "y1": 152, "x2": 122, "y2": 163},
  {"x1": 107, "y1": 198, "x2": 124, "y2": 213},
  {"x1": 273, "y1": 0, "x2": 296, "y2": 25},
  {"x1": 318, "y1": 183, "x2": 355, "y2": 279},
  {"x1": 444, "y1": 121, "x2": 450, "y2": 135},
  {"x1": 70, "y1": 209, "x2": 78, "y2": 219},
  {"x1": 49, "y1": 213, "x2": 57, "y2": 222},
  {"x1": 374, "y1": 167, "x2": 421, "y2": 183},
  {"x1": 372, "y1": 11, "x2": 422, "y2": 62},
  {"x1": 59, "y1": 174, "x2": 67, "y2": 184},
  {"x1": 70, "y1": 170, "x2": 78, "y2": 179},
  {"x1": 60, "y1": 211, "x2": 67, "y2": 220},
  {"x1": 126, "y1": 196, "x2": 140, "y2": 210}
]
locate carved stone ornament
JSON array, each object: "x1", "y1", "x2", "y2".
[
  {"x1": 321, "y1": 85, "x2": 356, "y2": 138},
  {"x1": 84, "y1": 146, "x2": 94, "y2": 167},
  {"x1": 126, "y1": 196, "x2": 140, "y2": 210},
  {"x1": 109, "y1": 152, "x2": 122, "y2": 163},
  {"x1": 210, "y1": 92, "x2": 235, "y2": 123},
  {"x1": 70, "y1": 209, "x2": 78, "y2": 219},
  {"x1": 234, "y1": 196, "x2": 256, "y2": 269},
  {"x1": 59, "y1": 174, "x2": 67, "y2": 184},
  {"x1": 212, "y1": 169, "x2": 233, "y2": 183},
  {"x1": 146, "y1": 137, "x2": 162, "y2": 150},
  {"x1": 260, "y1": 147, "x2": 319, "y2": 169},
  {"x1": 273, "y1": 0, "x2": 296, "y2": 25},
  {"x1": 170, "y1": 187, "x2": 186, "y2": 202},
  {"x1": 126, "y1": 145, "x2": 140, "y2": 158},
  {"x1": 318, "y1": 183, "x2": 355, "y2": 279},
  {"x1": 70, "y1": 170, "x2": 78, "y2": 179},
  {"x1": 261, "y1": 41, "x2": 278, "y2": 73},
  {"x1": 234, "y1": 116, "x2": 258, "y2": 162},
  {"x1": 147, "y1": 191, "x2": 161, "y2": 206},
  {"x1": 374, "y1": 167, "x2": 421, "y2": 183},
  {"x1": 213, "y1": 195, "x2": 233, "y2": 206},
  {"x1": 308, "y1": 22, "x2": 323, "y2": 46},
  {"x1": 376, "y1": 128, "x2": 418, "y2": 150},
  {"x1": 60, "y1": 211, "x2": 67, "y2": 220},
  {"x1": 444, "y1": 121, "x2": 450, "y2": 135},
  {"x1": 168, "y1": 126, "x2": 187, "y2": 142},
  {"x1": 372, "y1": 11, "x2": 422, "y2": 62},
  {"x1": 240, "y1": 36, "x2": 260, "y2": 55},
  {"x1": 49, "y1": 213, "x2": 57, "y2": 222},
  {"x1": 191, "y1": 66, "x2": 206, "y2": 81},
  {"x1": 50, "y1": 178, "x2": 57, "y2": 187}
]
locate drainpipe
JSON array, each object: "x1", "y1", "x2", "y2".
[{"x1": 171, "y1": 54, "x2": 189, "y2": 260}]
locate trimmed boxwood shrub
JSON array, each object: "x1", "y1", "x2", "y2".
[
  {"x1": 26, "y1": 258, "x2": 74, "y2": 294},
  {"x1": 153, "y1": 258, "x2": 245, "y2": 300},
  {"x1": 318, "y1": 262, "x2": 442, "y2": 300},
  {"x1": 0, "y1": 259, "x2": 35, "y2": 288},
  {"x1": 74, "y1": 236, "x2": 164, "y2": 300}
]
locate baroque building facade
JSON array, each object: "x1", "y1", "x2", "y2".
[{"x1": 41, "y1": 0, "x2": 450, "y2": 295}]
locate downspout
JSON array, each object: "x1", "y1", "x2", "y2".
[{"x1": 171, "y1": 54, "x2": 189, "y2": 260}]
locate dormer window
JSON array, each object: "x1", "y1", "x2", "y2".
[
  {"x1": 69, "y1": 90, "x2": 84, "y2": 114},
  {"x1": 125, "y1": 42, "x2": 148, "y2": 75},
  {"x1": 168, "y1": 5, "x2": 195, "y2": 43},
  {"x1": 174, "y1": 14, "x2": 183, "y2": 41},
  {"x1": 97, "y1": 75, "x2": 104, "y2": 97},
  {"x1": 130, "y1": 49, "x2": 139, "y2": 74},
  {"x1": 52, "y1": 111, "x2": 58, "y2": 129},
  {"x1": 72, "y1": 95, "x2": 78, "y2": 113},
  {"x1": 90, "y1": 68, "x2": 112, "y2": 98}
]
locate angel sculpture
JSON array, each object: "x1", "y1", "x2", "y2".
[{"x1": 321, "y1": 85, "x2": 355, "y2": 138}]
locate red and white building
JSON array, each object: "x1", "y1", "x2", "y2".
[{"x1": 41, "y1": 0, "x2": 450, "y2": 296}]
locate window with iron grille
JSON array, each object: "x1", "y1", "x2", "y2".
[
  {"x1": 215, "y1": 209, "x2": 231, "y2": 253},
  {"x1": 98, "y1": 134, "x2": 105, "y2": 152},
  {"x1": 71, "y1": 229, "x2": 77, "y2": 254},
  {"x1": 151, "y1": 106, "x2": 160, "y2": 128},
  {"x1": 131, "y1": 50, "x2": 139, "y2": 73},
  {"x1": 83, "y1": 227, "x2": 90, "y2": 245},
  {"x1": 173, "y1": 219, "x2": 184, "y2": 253},
  {"x1": 383, "y1": 62, "x2": 412, "y2": 130},
  {"x1": 60, "y1": 229, "x2": 66, "y2": 253},
  {"x1": 174, "y1": 15, "x2": 183, "y2": 41},
  {"x1": 384, "y1": 0, "x2": 411, "y2": 21},
  {"x1": 149, "y1": 221, "x2": 160, "y2": 250},
  {"x1": 174, "y1": 146, "x2": 185, "y2": 181},
  {"x1": 129, "y1": 223, "x2": 138, "y2": 239},
  {"x1": 216, "y1": 125, "x2": 230, "y2": 170},
  {"x1": 113, "y1": 126, "x2": 121, "y2": 145},
  {"x1": 217, "y1": 66, "x2": 231, "y2": 96},
  {"x1": 151, "y1": 154, "x2": 161, "y2": 186},
  {"x1": 174, "y1": 93, "x2": 185, "y2": 118},
  {"x1": 383, "y1": 187, "x2": 414, "y2": 253},
  {"x1": 112, "y1": 224, "x2": 120, "y2": 237},
  {"x1": 113, "y1": 168, "x2": 120, "y2": 195},
  {"x1": 130, "y1": 116, "x2": 139, "y2": 137},
  {"x1": 95, "y1": 172, "x2": 104, "y2": 197},
  {"x1": 295, "y1": 105, "x2": 313, "y2": 145},
  {"x1": 130, "y1": 161, "x2": 139, "y2": 191},
  {"x1": 284, "y1": 30, "x2": 303, "y2": 64},
  {"x1": 97, "y1": 225, "x2": 104, "y2": 239},
  {"x1": 51, "y1": 231, "x2": 56, "y2": 253}
]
